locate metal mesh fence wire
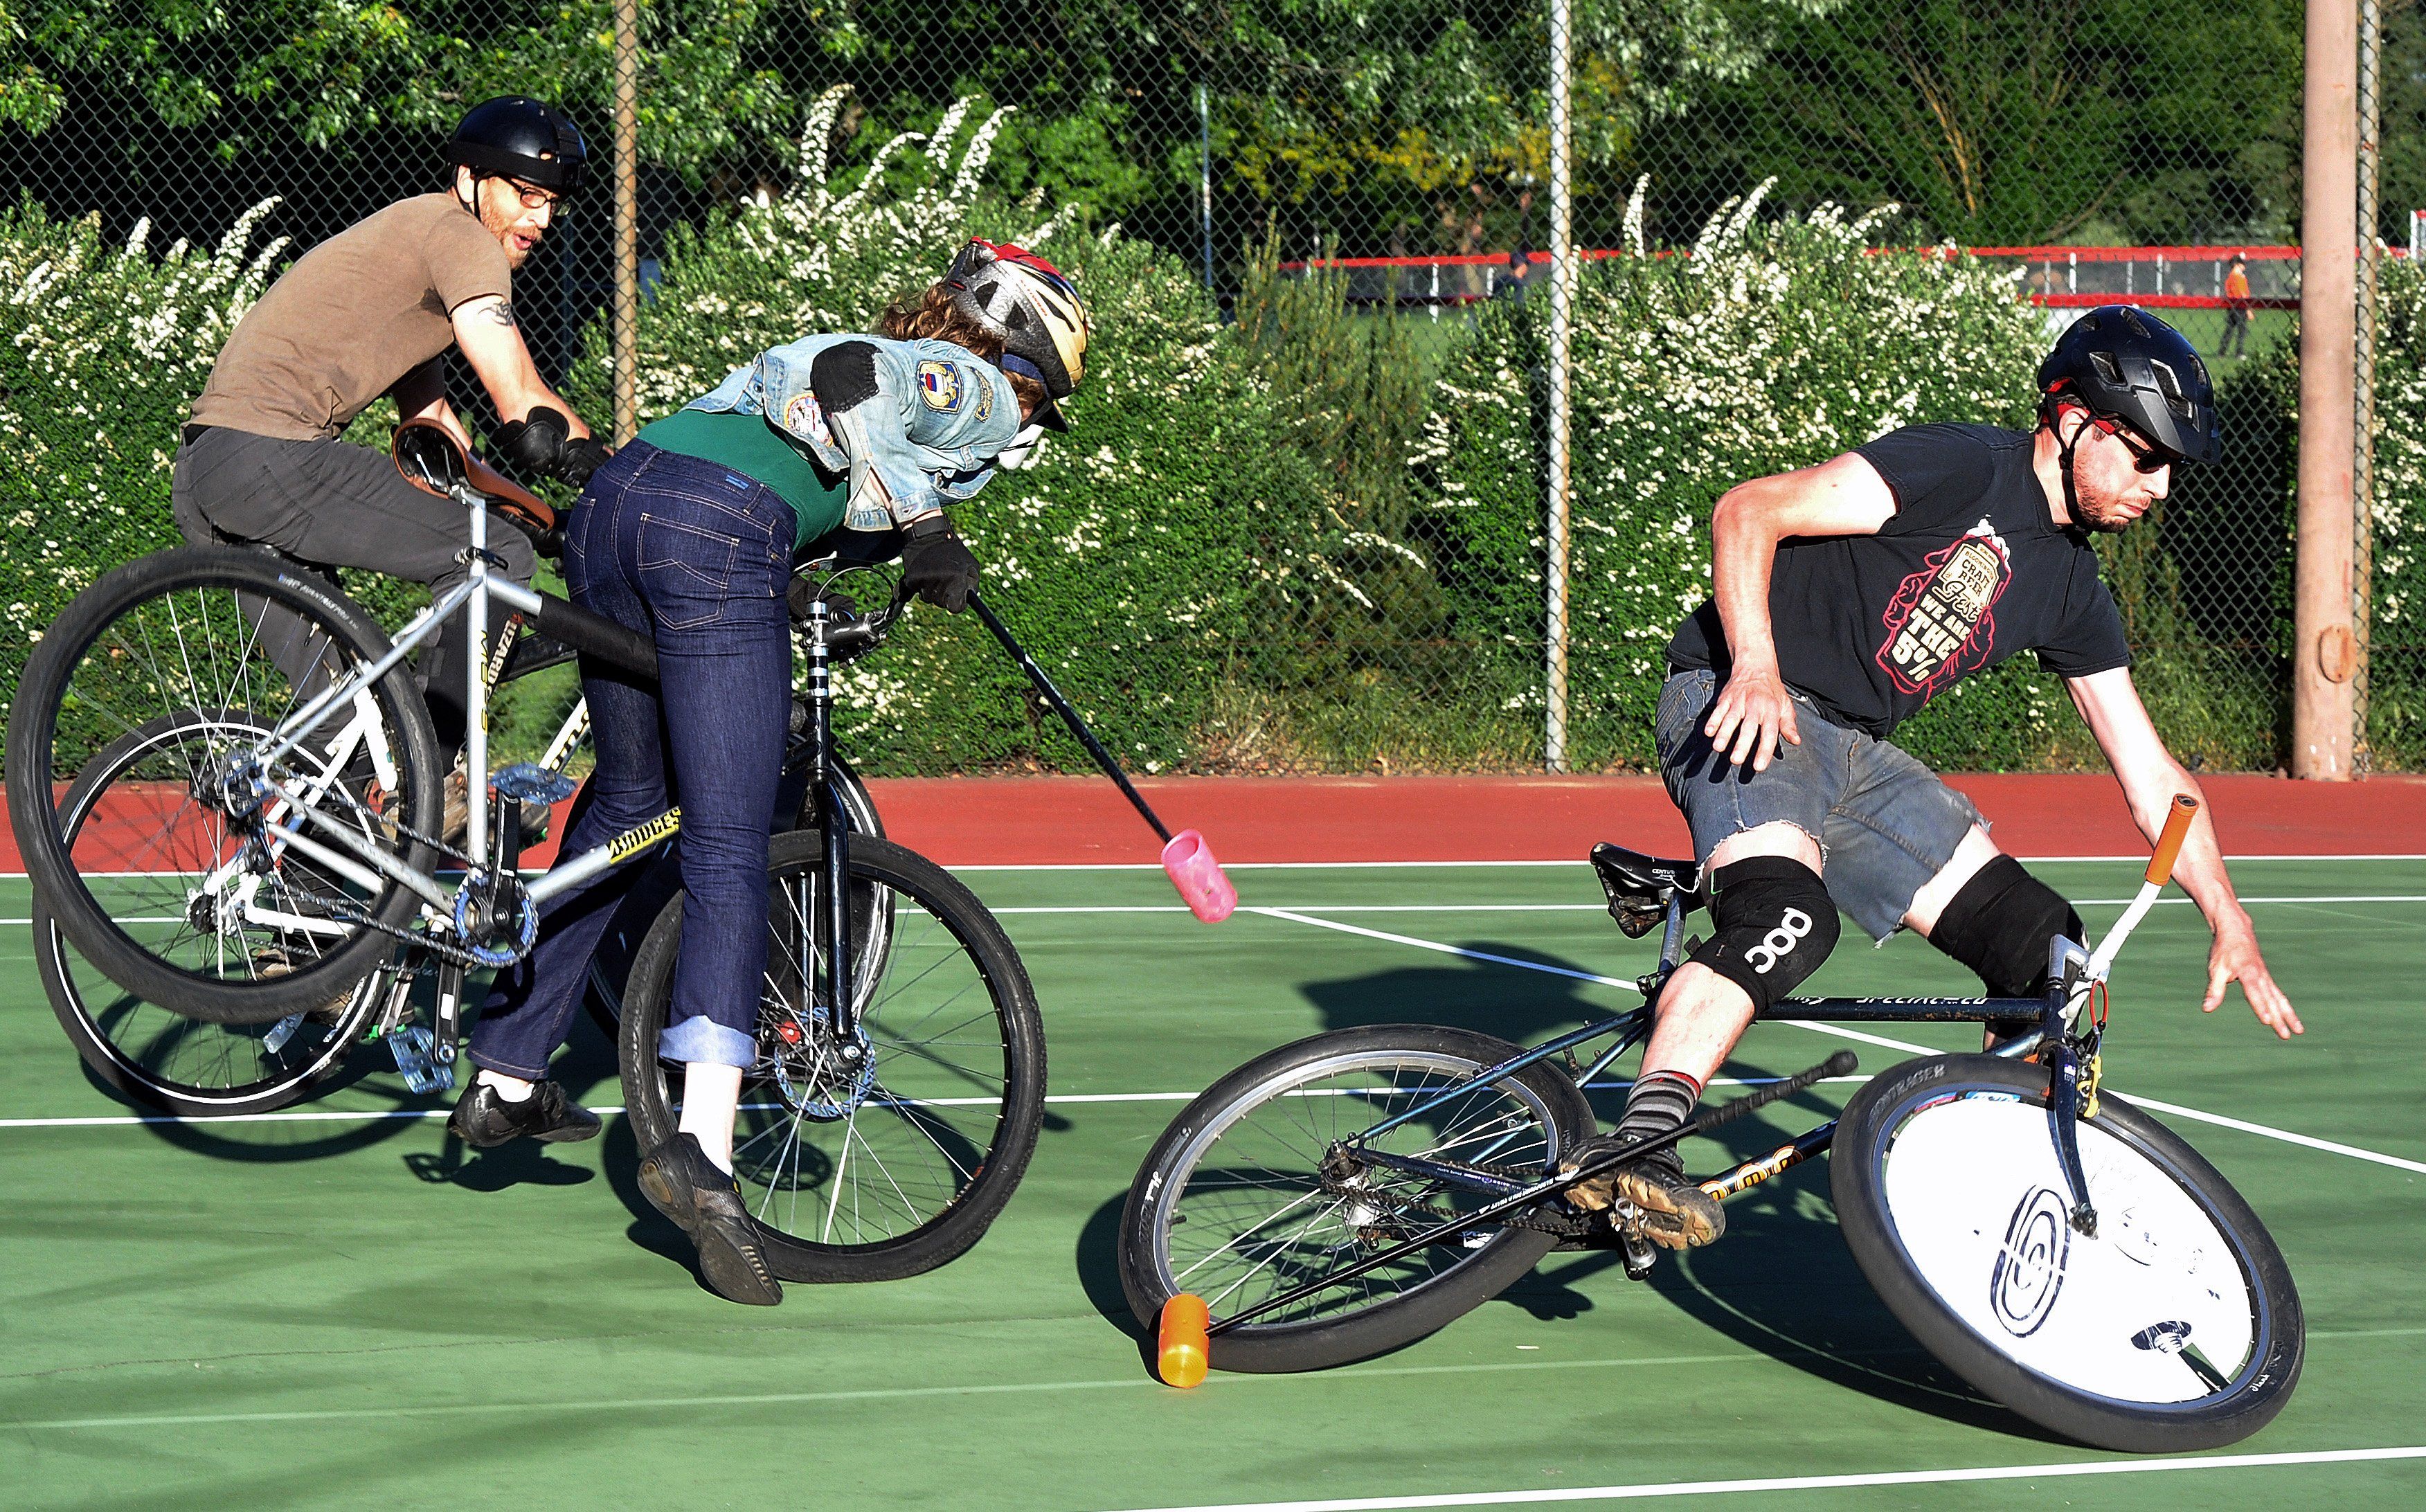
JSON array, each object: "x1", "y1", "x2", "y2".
[{"x1": 1, "y1": 1, "x2": 2407, "y2": 773}]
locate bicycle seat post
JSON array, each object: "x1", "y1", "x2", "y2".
[{"x1": 457, "y1": 479, "x2": 492, "y2": 869}]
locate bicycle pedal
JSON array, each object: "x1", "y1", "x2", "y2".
[
  {"x1": 261, "y1": 1012, "x2": 307, "y2": 1056},
  {"x1": 492, "y1": 763, "x2": 579, "y2": 805},
  {"x1": 387, "y1": 1024, "x2": 453, "y2": 1094}
]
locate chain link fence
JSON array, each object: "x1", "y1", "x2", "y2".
[{"x1": 4, "y1": 1, "x2": 2414, "y2": 773}]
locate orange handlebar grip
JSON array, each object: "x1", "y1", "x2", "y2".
[
  {"x1": 2145, "y1": 794, "x2": 2200, "y2": 886},
  {"x1": 1157, "y1": 1293, "x2": 1210, "y2": 1388}
]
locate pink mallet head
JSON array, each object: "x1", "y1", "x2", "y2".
[{"x1": 1160, "y1": 829, "x2": 1237, "y2": 924}]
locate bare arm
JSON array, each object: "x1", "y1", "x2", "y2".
[
  {"x1": 2066, "y1": 666, "x2": 2302, "y2": 1037},
  {"x1": 1702, "y1": 451, "x2": 1898, "y2": 770},
  {"x1": 449, "y1": 295, "x2": 593, "y2": 438},
  {"x1": 389, "y1": 359, "x2": 474, "y2": 450}
]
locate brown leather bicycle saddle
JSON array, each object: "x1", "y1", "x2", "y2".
[
  {"x1": 390, "y1": 417, "x2": 561, "y2": 555},
  {"x1": 1590, "y1": 842, "x2": 1708, "y2": 938}
]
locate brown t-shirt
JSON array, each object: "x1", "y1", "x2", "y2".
[{"x1": 190, "y1": 194, "x2": 512, "y2": 441}]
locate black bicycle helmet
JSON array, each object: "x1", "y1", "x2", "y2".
[
  {"x1": 448, "y1": 97, "x2": 588, "y2": 194},
  {"x1": 2037, "y1": 305, "x2": 2219, "y2": 465}
]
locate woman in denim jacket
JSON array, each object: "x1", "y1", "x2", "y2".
[{"x1": 450, "y1": 240, "x2": 1090, "y2": 1304}]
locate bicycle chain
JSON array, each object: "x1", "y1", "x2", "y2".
[
  {"x1": 216, "y1": 756, "x2": 501, "y2": 970},
  {"x1": 1351, "y1": 1156, "x2": 1588, "y2": 1242},
  {"x1": 271, "y1": 880, "x2": 496, "y2": 970}
]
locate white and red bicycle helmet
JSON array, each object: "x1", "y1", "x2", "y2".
[{"x1": 942, "y1": 239, "x2": 1090, "y2": 429}]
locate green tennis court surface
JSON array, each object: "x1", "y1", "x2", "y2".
[{"x1": 1, "y1": 858, "x2": 2420, "y2": 1510}]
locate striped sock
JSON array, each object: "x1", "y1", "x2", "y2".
[{"x1": 1619, "y1": 1070, "x2": 1705, "y2": 1176}]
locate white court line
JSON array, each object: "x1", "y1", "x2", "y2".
[
  {"x1": 1246, "y1": 907, "x2": 2426, "y2": 1175},
  {"x1": 11, "y1": 894, "x2": 2426, "y2": 928},
  {"x1": 0, "y1": 1077, "x2": 1874, "y2": 1132},
  {"x1": 10, "y1": 854, "x2": 2423, "y2": 885},
  {"x1": 1104, "y1": 1446, "x2": 2426, "y2": 1512},
  {"x1": 943, "y1": 855, "x2": 2426, "y2": 870}
]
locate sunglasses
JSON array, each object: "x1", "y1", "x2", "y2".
[{"x1": 2087, "y1": 413, "x2": 2173, "y2": 474}]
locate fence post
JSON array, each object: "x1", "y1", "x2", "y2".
[
  {"x1": 2354, "y1": 0, "x2": 2381, "y2": 770},
  {"x1": 1197, "y1": 84, "x2": 1215, "y2": 294},
  {"x1": 611, "y1": 0, "x2": 641, "y2": 446},
  {"x1": 1544, "y1": 0, "x2": 1573, "y2": 773},
  {"x1": 2294, "y1": 0, "x2": 2359, "y2": 780}
]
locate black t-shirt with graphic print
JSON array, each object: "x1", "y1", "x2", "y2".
[{"x1": 1665, "y1": 423, "x2": 2133, "y2": 740}]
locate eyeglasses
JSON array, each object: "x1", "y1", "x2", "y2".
[
  {"x1": 507, "y1": 181, "x2": 564, "y2": 213},
  {"x1": 2087, "y1": 413, "x2": 2172, "y2": 474}
]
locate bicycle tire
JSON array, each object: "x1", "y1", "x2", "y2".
[
  {"x1": 1117, "y1": 1025, "x2": 1594, "y2": 1374},
  {"x1": 581, "y1": 753, "x2": 887, "y2": 1029},
  {"x1": 6, "y1": 548, "x2": 442, "y2": 1025},
  {"x1": 1831, "y1": 1054, "x2": 2303, "y2": 1452},
  {"x1": 34, "y1": 710, "x2": 382, "y2": 1115},
  {"x1": 618, "y1": 829, "x2": 1044, "y2": 1282}
]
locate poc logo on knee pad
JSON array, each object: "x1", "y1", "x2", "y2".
[
  {"x1": 1745, "y1": 908, "x2": 1815, "y2": 975},
  {"x1": 1687, "y1": 858, "x2": 1840, "y2": 1013}
]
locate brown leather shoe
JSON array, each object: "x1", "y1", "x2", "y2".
[{"x1": 1558, "y1": 1134, "x2": 1725, "y2": 1250}]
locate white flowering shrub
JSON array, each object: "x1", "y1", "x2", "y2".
[
  {"x1": 1423, "y1": 180, "x2": 2053, "y2": 768},
  {"x1": 567, "y1": 92, "x2": 1342, "y2": 773},
  {"x1": 2367, "y1": 256, "x2": 2426, "y2": 764},
  {"x1": 0, "y1": 197, "x2": 284, "y2": 705}
]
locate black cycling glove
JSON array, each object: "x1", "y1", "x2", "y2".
[
  {"x1": 493, "y1": 407, "x2": 570, "y2": 476},
  {"x1": 899, "y1": 516, "x2": 980, "y2": 613},
  {"x1": 559, "y1": 435, "x2": 612, "y2": 489}
]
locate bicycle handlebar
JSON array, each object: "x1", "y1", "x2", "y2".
[{"x1": 2145, "y1": 793, "x2": 2200, "y2": 886}]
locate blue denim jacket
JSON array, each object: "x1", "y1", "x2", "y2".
[{"x1": 683, "y1": 334, "x2": 1023, "y2": 530}]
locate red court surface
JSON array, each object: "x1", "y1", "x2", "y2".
[
  {"x1": 9, "y1": 773, "x2": 2418, "y2": 876},
  {"x1": 852, "y1": 772, "x2": 2426, "y2": 866}
]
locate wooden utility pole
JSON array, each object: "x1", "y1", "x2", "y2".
[{"x1": 2294, "y1": 0, "x2": 2360, "y2": 778}]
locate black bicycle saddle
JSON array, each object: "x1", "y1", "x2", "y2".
[{"x1": 1590, "y1": 843, "x2": 1707, "y2": 938}]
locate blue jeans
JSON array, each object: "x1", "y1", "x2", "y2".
[
  {"x1": 1654, "y1": 667, "x2": 1988, "y2": 943},
  {"x1": 467, "y1": 441, "x2": 796, "y2": 1079}
]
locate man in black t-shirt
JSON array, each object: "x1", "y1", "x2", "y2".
[{"x1": 1564, "y1": 306, "x2": 2302, "y2": 1251}]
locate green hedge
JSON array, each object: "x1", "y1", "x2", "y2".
[{"x1": 6, "y1": 133, "x2": 2418, "y2": 772}]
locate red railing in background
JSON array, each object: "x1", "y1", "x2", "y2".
[{"x1": 1276, "y1": 242, "x2": 2411, "y2": 312}]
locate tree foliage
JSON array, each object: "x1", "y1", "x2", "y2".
[{"x1": 1631, "y1": 0, "x2": 2304, "y2": 245}]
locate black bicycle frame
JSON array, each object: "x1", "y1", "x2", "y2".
[
  {"x1": 1342, "y1": 885, "x2": 2067, "y2": 1209},
  {"x1": 800, "y1": 591, "x2": 861, "y2": 1044}
]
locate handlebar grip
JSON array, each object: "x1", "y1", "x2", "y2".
[{"x1": 2145, "y1": 793, "x2": 2200, "y2": 886}]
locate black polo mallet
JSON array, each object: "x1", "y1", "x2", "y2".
[{"x1": 966, "y1": 590, "x2": 1236, "y2": 923}]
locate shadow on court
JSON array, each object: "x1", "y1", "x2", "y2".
[{"x1": 1108, "y1": 942, "x2": 2052, "y2": 1439}]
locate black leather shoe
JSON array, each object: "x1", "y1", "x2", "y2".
[
  {"x1": 636, "y1": 1133, "x2": 783, "y2": 1306},
  {"x1": 447, "y1": 1078, "x2": 602, "y2": 1149}
]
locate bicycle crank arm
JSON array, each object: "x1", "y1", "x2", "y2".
[{"x1": 1208, "y1": 1050, "x2": 1856, "y2": 1338}]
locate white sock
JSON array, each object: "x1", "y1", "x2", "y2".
[{"x1": 479, "y1": 1070, "x2": 537, "y2": 1103}]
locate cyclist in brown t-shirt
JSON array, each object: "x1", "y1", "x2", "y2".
[{"x1": 172, "y1": 96, "x2": 608, "y2": 764}]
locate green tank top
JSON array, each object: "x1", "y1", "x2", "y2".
[{"x1": 636, "y1": 408, "x2": 849, "y2": 550}]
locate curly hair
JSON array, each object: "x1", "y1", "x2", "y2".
[{"x1": 878, "y1": 284, "x2": 1048, "y2": 415}]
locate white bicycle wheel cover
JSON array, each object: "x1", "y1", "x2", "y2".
[{"x1": 1880, "y1": 1091, "x2": 2256, "y2": 1404}]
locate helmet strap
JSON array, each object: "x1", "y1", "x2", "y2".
[
  {"x1": 2043, "y1": 395, "x2": 2088, "y2": 529},
  {"x1": 998, "y1": 352, "x2": 1050, "y2": 388}
]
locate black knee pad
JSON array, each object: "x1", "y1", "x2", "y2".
[
  {"x1": 810, "y1": 341, "x2": 882, "y2": 412},
  {"x1": 1930, "y1": 855, "x2": 2083, "y2": 999},
  {"x1": 1688, "y1": 857, "x2": 1840, "y2": 1012}
]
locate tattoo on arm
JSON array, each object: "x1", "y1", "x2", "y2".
[{"x1": 484, "y1": 302, "x2": 518, "y2": 330}]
